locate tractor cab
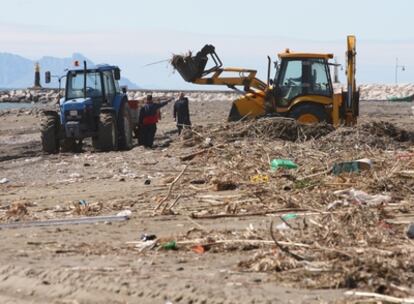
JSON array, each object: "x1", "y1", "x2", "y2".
[
  {"x1": 65, "y1": 64, "x2": 121, "y2": 106},
  {"x1": 63, "y1": 65, "x2": 121, "y2": 120},
  {"x1": 273, "y1": 51, "x2": 334, "y2": 108}
]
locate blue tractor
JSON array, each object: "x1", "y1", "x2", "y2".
[{"x1": 40, "y1": 61, "x2": 133, "y2": 153}]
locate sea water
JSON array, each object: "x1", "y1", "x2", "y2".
[{"x1": 0, "y1": 103, "x2": 33, "y2": 111}]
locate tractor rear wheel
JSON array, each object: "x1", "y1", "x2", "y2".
[
  {"x1": 289, "y1": 103, "x2": 327, "y2": 124},
  {"x1": 93, "y1": 112, "x2": 117, "y2": 152},
  {"x1": 117, "y1": 102, "x2": 133, "y2": 150},
  {"x1": 40, "y1": 112, "x2": 60, "y2": 154}
]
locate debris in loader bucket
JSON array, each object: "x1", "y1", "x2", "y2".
[{"x1": 171, "y1": 44, "x2": 221, "y2": 82}]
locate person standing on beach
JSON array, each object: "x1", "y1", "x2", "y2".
[
  {"x1": 173, "y1": 92, "x2": 191, "y2": 135},
  {"x1": 138, "y1": 95, "x2": 172, "y2": 148}
]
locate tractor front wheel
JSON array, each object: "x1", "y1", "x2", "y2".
[
  {"x1": 40, "y1": 112, "x2": 60, "y2": 154},
  {"x1": 93, "y1": 112, "x2": 117, "y2": 152}
]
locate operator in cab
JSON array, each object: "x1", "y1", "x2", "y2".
[{"x1": 138, "y1": 94, "x2": 172, "y2": 148}]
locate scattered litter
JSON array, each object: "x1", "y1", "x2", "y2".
[
  {"x1": 162, "y1": 241, "x2": 177, "y2": 250},
  {"x1": 332, "y1": 158, "x2": 372, "y2": 175},
  {"x1": 141, "y1": 234, "x2": 157, "y2": 241},
  {"x1": 134, "y1": 240, "x2": 157, "y2": 252},
  {"x1": 192, "y1": 244, "x2": 206, "y2": 254},
  {"x1": 396, "y1": 152, "x2": 414, "y2": 160},
  {"x1": 250, "y1": 174, "x2": 269, "y2": 184},
  {"x1": 281, "y1": 214, "x2": 297, "y2": 221},
  {"x1": 407, "y1": 223, "x2": 414, "y2": 239},
  {"x1": 270, "y1": 159, "x2": 298, "y2": 171},
  {"x1": 0, "y1": 213, "x2": 130, "y2": 229},
  {"x1": 116, "y1": 210, "x2": 132, "y2": 218},
  {"x1": 79, "y1": 200, "x2": 88, "y2": 206},
  {"x1": 328, "y1": 188, "x2": 391, "y2": 209},
  {"x1": 6, "y1": 202, "x2": 28, "y2": 217},
  {"x1": 73, "y1": 200, "x2": 102, "y2": 216},
  {"x1": 0, "y1": 178, "x2": 9, "y2": 184},
  {"x1": 69, "y1": 173, "x2": 82, "y2": 178},
  {"x1": 213, "y1": 180, "x2": 237, "y2": 191},
  {"x1": 275, "y1": 222, "x2": 290, "y2": 230},
  {"x1": 190, "y1": 179, "x2": 207, "y2": 185},
  {"x1": 202, "y1": 137, "x2": 213, "y2": 148}
]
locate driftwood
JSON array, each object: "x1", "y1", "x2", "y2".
[
  {"x1": 269, "y1": 219, "x2": 307, "y2": 261},
  {"x1": 344, "y1": 291, "x2": 414, "y2": 303},
  {"x1": 144, "y1": 119, "x2": 414, "y2": 295},
  {"x1": 180, "y1": 149, "x2": 209, "y2": 161},
  {"x1": 154, "y1": 165, "x2": 188, "y2": 212},
  {"x1": 161, "y1": 194, "x2": 182, "y2": 214},
  {"x1": 191, "y1": 208, "x2": 316, "y2": 219}
]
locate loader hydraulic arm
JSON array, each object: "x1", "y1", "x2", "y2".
[
  {"x1": 172, "y1": 44, "x2": 268, "y2": 95},
  {"x1": 193, "y1": 67, "x2": 268, "y2": 94}
]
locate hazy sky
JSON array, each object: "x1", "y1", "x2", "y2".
[{"x1": 1, "y1": 0, "x2": 413, "y2": 88}]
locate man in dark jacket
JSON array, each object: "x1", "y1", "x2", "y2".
[
  {"x1": 173, "y1": 93, "x2": 191, "y2": 135},
  {"x1": 138, "y1": 95, "x2": 172, "y2": 148}
]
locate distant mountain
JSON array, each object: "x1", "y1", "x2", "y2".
[{"x1": 0, "y1": 52, "x2": 139, "y2": 89}]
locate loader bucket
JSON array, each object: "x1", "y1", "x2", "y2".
[
  {"x1": 171, "y1": 54, "x2": 208, "y2": 82},
  {"x1": 171, "y1": 44, "x2": 222, "y2": 82}
]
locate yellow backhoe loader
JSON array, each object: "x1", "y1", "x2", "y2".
[{"x1": 172, "y1": 36, "x2": 359, "y2": 127}]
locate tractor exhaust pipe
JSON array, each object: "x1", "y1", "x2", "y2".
[
  {"x1": 267, "y1": 56, "x2": 271, "y2": 86},
  {"x1": 83, "y1": 61, "x2": 87, "y2": 99}
]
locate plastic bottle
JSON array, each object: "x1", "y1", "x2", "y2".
[
  {"x1": 270, "y1": 159, "x2": 298, "y2": 170},
  {"x1": 162, "y1": 241, "x2": 177, "y2": 250}
]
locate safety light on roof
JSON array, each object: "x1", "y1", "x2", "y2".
[{"x1": 74, "y1": 60, "x2": 80, "y2": 67}]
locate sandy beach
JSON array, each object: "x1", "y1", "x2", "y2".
[{"x1": 0, "y1": 91, "x2": 413, "y2": 303}]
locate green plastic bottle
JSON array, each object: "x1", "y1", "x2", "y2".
[
  {"x1": 270, "y1": 159, "x2": 298, "y2": 171},
  {"x1": 162, "y1": 241, "x2": 177, "y2": 250}
]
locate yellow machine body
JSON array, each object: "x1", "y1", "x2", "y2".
[{"x1": 174, "y1": 36, "x2": 358, "y2": 127}]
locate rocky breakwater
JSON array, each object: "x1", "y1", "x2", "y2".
[
  {"x1": 333, "y1": 83, "x2": 414, "y2": 101},
  {"x1": 126, "y1": 90, "x2": 238, "y2": 103},
  {"x1": 0, "y1": 89, "x2": 61, "y2": 104},
  {"x1": 3, "y1": 84, "x2": 414, "y2": 104},
  {"x1": 359, "y1": 84, "x2": 414, "y2": 100},
  {"x1": 0, "y1": 89, "x2": 238, "y2": 104}
]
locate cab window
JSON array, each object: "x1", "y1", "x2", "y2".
[
  {"x1": 103, "y1": 71, "x2": 116, "y2": 102},
  {"x1": 277, "y1": 59, "x2": 332, "y2": 106},
  {"x1": 309, "y1": 60, "x2": 331, "y2": 96},
  {"x1": 277, "y1": 60, "x2": 304, "y2": 105},
  {"x1": 66, "y1": 71, "x2": 102, "y2": 100}
]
